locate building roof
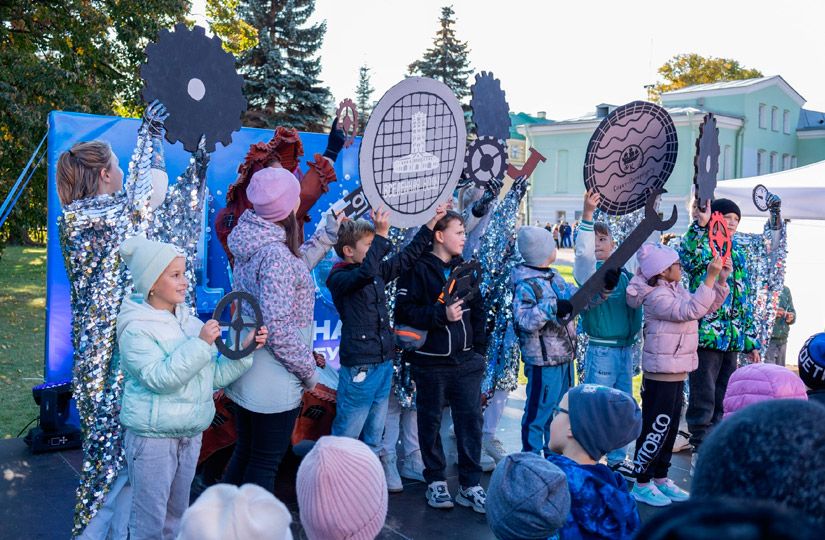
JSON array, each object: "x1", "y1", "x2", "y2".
[
  {"x1": 797, "y1": 109, "x2": 825, "y2": 131},
  {"x1": 552, "y1": 106, "x2": 740, "y2": 125},
  {"x1": 661, "y1": 75, "x2": 805, "y2": 107},
  {"x1": 508, "y1": 112, "x2": 552, "y2": 140}
]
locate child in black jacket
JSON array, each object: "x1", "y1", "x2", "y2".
[
  {"x1": 327, "y1": 205, "x2": 444, "y2": 456},
  {"x1": 395, "y1": 210, "x2": 489, "y2": 514}
]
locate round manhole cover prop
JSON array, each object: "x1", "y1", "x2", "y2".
[
  {"x1": 359, "y1": 77, "x2": 467, "y2": 227},
  {"x1": 583, "y1": 101, "x2": 678, "y2": 215}
]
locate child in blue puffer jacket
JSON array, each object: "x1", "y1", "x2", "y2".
[{"x1": 117, "y1": 235, "x2": 266, "y2": 540}]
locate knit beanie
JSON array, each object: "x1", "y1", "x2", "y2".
[
  {"x1": 568, "y1": 384, "x2": 642, "y2": 461},
  {"x1": 176, "y1": 483, "x2": 293, "y2": 540},
  {"x1": 486, "y1": 453, "x2": 571, "y2": 540},
  {"x1": 119, "y1": 234, "x2": 182, "y2": 301},
  {"x1": 722, "y1": 363, "x2": 808, "y2": 418},
  {"x1": 246, "y1": 167, "x2": 301, "y2": 222},
  {"x1": 636, "y1": 242, "x2": 679, "y2": 281},
  {"x1": 799, "y1": 333, "x2": 825, "y2": 390},
  {"x1": 711, "y1": 198, "x2": 741, "y2": 219},
  {"x1": 518, "y1": 226, "x2": 556, "y2": 267},
  {"x1": 296, "y1": 436, "x2": 387, "y2": 540},
  {"x1": 693, "y1": 399, "x2": 825, "y2": 525}
]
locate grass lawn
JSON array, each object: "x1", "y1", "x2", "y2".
[{"x1": 0, "y1": 246, "x2": 46, "y2": 438}]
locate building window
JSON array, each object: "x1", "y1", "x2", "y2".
[
  {"x1": 770, "y1": 152, "x2": 777, "y2": 173},
  {"x1": 771, "y1": 107, "x2": 779, "y2": 131},
  {"x1": 783, "y1": 154, "x2": 791, "y2": 170},
  {"x1": 723, "y1": 145, "x2": 733, "y2": 179},
  {"x1": 783, "y1": 110, "x2": 791, "y2": 134},
  {"x1": 759, "y1": 103, "x2": 767, "y2": 128},
  {"x1": 555, "y1": 150, "x2": 568, "y2": 193},
  {"x1": 792, "y1": 155, "x2": 798, "y2": 168},
  {"x1": 757, "y1": 150, "x2": 766, "y2": 175}
]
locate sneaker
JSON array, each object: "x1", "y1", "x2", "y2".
[
  {"x1": 456, "y1": 485, "x2": 487, "y2": 514},
  {"x1": 399, "y1": 449, "x2": 425, "y2": 482},
  {"x1": 608, "y1": 459, "x2": 637, "y2": 480},
  {"x1": 480, "y1": 451, "x2": 496, "y2": 472},
  {"x1": 690, "y1": 452, "x2": 698, "y2": 477},
  {"x1": 631, "y1": 482, "x2": 672, "y2": 507},
  {"x1": 672, "y1": 431, "x2": 692, "y2": 453},
  {"x1": 482, "y1": 435, "x2": 507, "y2": 463},
  {"x1": 426, "y1": 481, "x2": 454, "y2": 509},
  {"x1": 380, "y1": 453, "x2": 403, "y2": 493},
  {"x1": 654, "y1": 478, "x2": 690, "y2": 502}
]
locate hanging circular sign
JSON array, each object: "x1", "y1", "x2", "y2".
[
  {"x1": 359, "y1": 77, "x2": 467, "y2": 227},
  {"x1": 583, "y1": 101, "x2": 678, "y2": 216}
]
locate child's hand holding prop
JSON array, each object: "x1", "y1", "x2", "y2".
[{"x1": 212, "y1": 291, "x2": 264, "y2": 360}]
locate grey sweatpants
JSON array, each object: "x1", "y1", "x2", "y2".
[
  {"x1": 124, "y1": 430, "x2": 202, "y2": 540},
  {"x1": 765, "y1": 340, "x2": 788, "y2": 367}
]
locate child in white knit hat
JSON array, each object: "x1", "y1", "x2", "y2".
[{"x1": 117, "y1": 234, "x2": 267, "y2": 540}]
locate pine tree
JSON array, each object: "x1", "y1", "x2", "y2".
[
  {"x1": 355, "y1": 64, "x2": 374, "y2": 132},
  {"x1": 408, "y1": 5, "x2": 473, "y2": 101},
  {"x1": 238, "y1": 0, "x2": 332, "y2": 131}
]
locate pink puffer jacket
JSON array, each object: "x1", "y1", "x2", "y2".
[
  {"x1": 626, "y1": 275, "x2": 729, "y2": 374},
  {"x1": 723, "y1": 363, "x2": 808, "y2": 418}
]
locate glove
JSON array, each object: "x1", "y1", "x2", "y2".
[
  {"x1": 471, "y1": 177, "x2": 504, "y2": 217},
  {"x1": 143, "y1": 100, "x2": 169, "y2": 139},
  {"x1": 766, "y1": 192, "x2": 782, "y2": 210},
  {"x1": 323, "y1": 209, "x2": 341, "y2": 243},
  {"x1": 603, "y1": 268, "x2": 621, "y2": 291},
  {"x1": 323, "y1": 117, "x2": 347, "y2": 162},
  {"x1": 556, "y1": 299, "x2": 573, "y2": 320}
]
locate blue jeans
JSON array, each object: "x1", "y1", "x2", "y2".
[
  {"x1": 583, "y1": 344, "x2": 634, "y2": 464},
  {"x1": 332, "y1": 360, "x2": 394, "y2": 454},
  {"x1": 522, "y1": 363, "x2": 572, "y2": 455}
]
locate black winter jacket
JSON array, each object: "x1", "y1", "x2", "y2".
[
  {"x1": 395, "y1": 252, "x2": 487, "y2": 367},
  {"x1": 326, "y1": 226, "x2": 433, "y2": 367}
]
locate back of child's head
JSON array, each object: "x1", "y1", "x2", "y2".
[
  {"x1": 176, "y1": 483, "x2": 293, "y2": 540},
  {"x1": 799, "y1": 333, "x2": 825, "y2": 391},
  {"x1": 593, "y1": 221, "x2": 612, "y2": 238},
  {"x1": 119, "y1": 234, "x2": 182, "y2": 301},
  {"x1": 57, "y1": 140, "x2": 113, "y2": 206},
  {"x1": 568, "y1": 384, "x2": 642, "y2": 461},
  {"x1": 433, "y1": 209, "x2": 464, "y2": 235},
  {"x1": 693, "y1": 399, "x2": 825, "y2": 525},
  {"x1": 517, "y1": 226, "x2": 556, "y2": 267},
  {"x1": 486, "y1": 452, "x2": 571, "y2": 540},
  {"x1": 296, "y1": 436, "x2": 387, "y2": 540},
  {"x1": 333, "y1": 219, "x2": 375, "y2": 258},
  {"x1": 723, "y1": 363, "x2": 807, "y2": 418},
  {"x1": 636, "y1": 242, "x2": 679, "y2": 283}
]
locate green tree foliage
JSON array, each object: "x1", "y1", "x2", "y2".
[
  {"x1": 654, "y1": 53, "x2": 763, "y2": 95},
  {"x1": 0, "y1": 1, "x2": 189, "y2": 244},
  {"x1": 408, "y1": 5, "x2": 473, "y2": 101},
  {"x1": 238, "y1": 0, "x2": 332, "y2": 131},
  {"x1": 355, "y1": 64, "x2": 374, "y2": 132},
  {"x1": 207, "y1": 0, "x2": 258, "y2": 55}
]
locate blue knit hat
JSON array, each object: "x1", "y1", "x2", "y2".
[
  {"x1": 568, "y1": 384, "x2": 642, "y2": 461},
  {"x1": 799, "y1": 333, "x2": 825, "y2": 390}
]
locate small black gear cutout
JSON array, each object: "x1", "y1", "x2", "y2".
[
  {"x1": 141, "y1": 24, "x2": 247, "y2": 153},
  {"x1": 464, "y1": 137, "x2": 507, "y2": 187},
  {"x1": 694, "y1": 113, "x2": 720, "y2": 207},
  {"x1": 470, "y1": 71, "x2": 511, "y2": 141}
]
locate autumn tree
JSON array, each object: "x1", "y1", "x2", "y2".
[
  {"x1": 207, "y1": 0, "x2": 258, "y2": 55},
  {"x1": 654, "y1": 53, "x2": 763, "y2": 95}
]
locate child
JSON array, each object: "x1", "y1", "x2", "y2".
[
  {"x1": 766, "y1": 285, "x2": 796, "y2": 366},
  {"x1": 296, "y1": 436, "x2": 388, "y2": 540},
  {"x1": 513, "y1": 226, "x2": 619, "y2": 457},
  {"x1": 723, "y1": 363, "x2": 808, "y2": 418},
  {"x1": 327, "y1": 205, "x2": 445, "y2": 475},
  {"x1": 625, "y1": 243, "x2": 729, "y2": 506},
  {"x1": 547, "y1": 384, "x2": 643, "y2": 539},
  {"x1": 395, "y1": 211, "x2": 488, "y2": 513},
  {"x1": 486, "y1": 452, "x2": 571, "y2": 540},
  {"x1": 798, "y1": 333, "x2": 825, "y2": 406},
  {"x1": 117, "y1": 235, "x2": 266, "y2": 540},
  {"x1": 574, "y1": 189, "x2": 642, "y2": 475}
]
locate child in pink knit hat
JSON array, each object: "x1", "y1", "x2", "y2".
[{"x1": 723, "y1": 363, "x2": 808, "y2": 418}]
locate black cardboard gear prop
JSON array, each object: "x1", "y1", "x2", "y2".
[
  {"x1": 141, "y1": 23, "x2": 247, "y2": 153},
  {"x1": 331, "y1": 186, "x2": 370, "y2": 220},
  {"x1": 694, "y1": 113, "x2": 720, "y2": 208},
  {"x1": 583, "y1": 101, "x2": 678, "y2": 216},
  {"x1": 470, "y1": 71, "x2": 511, "y2": 141},
  {"x1": 560, "y1": 189, "x2": 678, "y2": 324},
  {"x1": 212, "y1": 291, "x2": 264, "y2": 360},
  {"x1": 464, "y1": 137, "x2": 507, "y2": 187},
  {"x1": 359, "y1": 77, "x2": 467, "y2": 228},
  {"x1": 336, "y1": 98, "x2": 359, "y2": 149},
  {"x1": 708, "y1": 211, "x2": 732, "y2": 264}
]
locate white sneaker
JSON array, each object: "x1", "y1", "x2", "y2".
[
  {"x1": 482, "y1": 435, "x2": 507, "y2": 463},
  {"x1": 480, "y1": 451, "x2": 496, "y2": 472},
  {"x1": 380, "y1": 453, "x2": 403, "y2": 493},
  {"x1": 456, "y1": 485, "x2": 487, "y2": 514},
  {"x1": 426, "y1": 481, "x2": 454, "y2": 509},
  {"x1": 399, "y1": 449, "x2": 425, "y2": 482},
  {"x1": 654, "y1": 478, "x2": 690, "y2": 502}
]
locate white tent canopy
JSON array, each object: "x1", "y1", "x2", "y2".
[{"x1": 714, "y1": 159, "x2": 825, "y2": 220}]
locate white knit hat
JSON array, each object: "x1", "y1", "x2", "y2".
[
  {"x1": 119, "y1": 234, "x2": 182, "y2": 300},
  {"x1": 517, "y1": 226, "x2": 557, "y2": 267},
  {"x1": 176, "y1": 483, "x2": 293, "y2": 540}
]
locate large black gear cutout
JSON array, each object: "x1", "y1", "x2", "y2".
[
  {"x1": 694, "y1": 113, "x2": 720, "y2": 207},
  {"x1": 464, "y1": 137, "x2": 507, "y2": 187},
  {"x1": 470, "y1": 71, "x2": 511, "y2": 141},
  {"x1": 141, "y1": 24, "x2": 247, "y2": 153}
]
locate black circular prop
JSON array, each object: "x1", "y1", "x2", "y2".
[
  {"x1": 470, "y1": 71, "x2": 511, "y2": 141},
  {"x1": 464, "y1": 136, "x2": 507, "y2": 187},
  {"x1": 212, "y1": 291, "x2": 263, "y2": 360},
  {"x1": 583, "y1": 101, "x2": 678, "y2": 216}
]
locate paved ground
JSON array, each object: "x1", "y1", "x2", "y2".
[{"x1": 0, "y1": 385, "x2": 691, "y2": 539}]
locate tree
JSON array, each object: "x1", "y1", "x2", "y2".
[
  {"x1": 207, "y1": 0, "x2": 258, "y2": 55},
  {"x1": 355, "y1": 64, "x2": 374, "y2": 132},
  {"x1": 237, "y1": 0, "x2": 332, "y2": 131},
  {"x1": 654, "y1": 53, "x2": 763, "y2": 95},
  {"x1": 408, "y1": 5, "x2": 473, "y2": 101}
]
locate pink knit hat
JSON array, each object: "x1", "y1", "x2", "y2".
[
  {"x1": 296, "y1": 436, "x2": 387, "y2": 540},
  {"x1": 723, "y1": 363, "x2": 808, "y2": 418},
  {"x1": 246, "y1": 167, "x2": 301, "y2": 222},
  {"x1": 636, "y1": 242, "x2": 679, "y2": 280}
]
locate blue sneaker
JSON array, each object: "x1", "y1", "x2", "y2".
[
  {"x1": 631, "y1": 482, "x2": 672, "y2": 507},
  {"x1": 654, "y1": 478, "x2": 690, "y2": 502}
]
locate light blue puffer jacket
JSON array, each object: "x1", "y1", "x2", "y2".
[{"x1": 116, "y1": 296, "x2": 253, "y2": 438}]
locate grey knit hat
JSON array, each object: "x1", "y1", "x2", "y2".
[
  {"x1": 517, "y1": 226, "x2": 556, "y2": 267},
  {"x1": 568, "y1": 384, "x2": 642, "y2": 461}
]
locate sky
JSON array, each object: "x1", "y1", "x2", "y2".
[{"x1": 192, "y1": 0, "x2": 825, "y2": 120}]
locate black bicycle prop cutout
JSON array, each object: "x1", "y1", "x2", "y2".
[{"x1": 212, "y1": 291, "x2": 264, "y2": 360}]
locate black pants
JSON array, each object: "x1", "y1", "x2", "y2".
[
  {"x1": 687, "y1": 348, "x2": 738, "y2": 450},
  {"x1": 223, "y1": 404, "x2": 300, "y2": 493},
  {"x1": 412, "y1": 355, "x2": 484, "y2": 488},
  {"x1": 633, "y1": 378, "x2": 683, "y2": 483}
]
